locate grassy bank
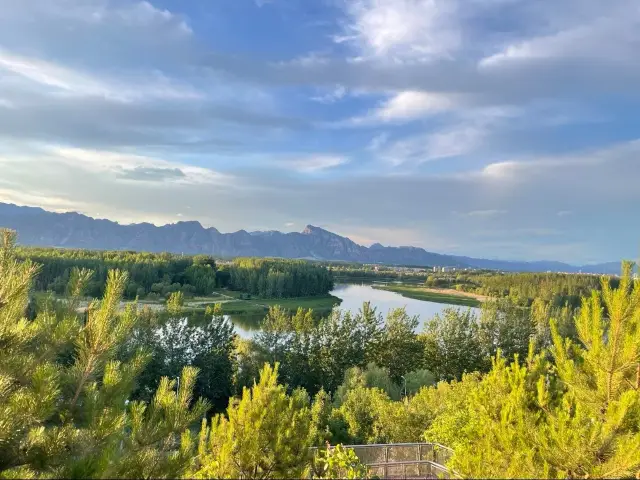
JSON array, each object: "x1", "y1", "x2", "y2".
[
  {"x1": 45, "y1": 290, "x2": 342, "y2": 317},
  {"x1": 196, "y1": 289, "x2": 342, "y2": 316},
  {"x1": 373, "y1": 285, "x2": 482, "y2": 308}
]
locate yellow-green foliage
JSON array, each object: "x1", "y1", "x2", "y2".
[
  {"x1": 193, "y1": 363, "x2": 314, "y2": 479},
  {"x1": 0, "y1": 230, "x2": 208, "y2": 478},
  {"x1": 427, "y1": 262, "x2": 640, "y2": 478},
  {"x1": 311, "y1": 444, "x2": 370, "y2": 479},
  {"x1": 4, "y1": 224, "x2": 640, "y2": 479},
  {"x1": 166, "y1": 290, "x2": 185, "y2": 316}
]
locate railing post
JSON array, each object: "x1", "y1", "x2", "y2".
[{"x1": 384, "y1": 446, "x2": 389, "y2": 479}]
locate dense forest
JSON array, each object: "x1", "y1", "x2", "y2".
[
  {"x1": 448, "y1": 271, "x2": 616, "y2": 308},
  {"x1": 2, "y1": 230, "x2": 640, "y2": 478},
  {"x1": 229, "y1": 258, "x2": 334, "y2": 298},
  {"x1": 14, "y1": 247, "x2": 334, "y2": 300},
  {"x1": 16, "y1": 246, "x2": 220, "y2": 299}
]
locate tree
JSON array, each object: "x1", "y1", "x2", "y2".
[
  {"x1": 251, "y1": 304, "x2": 385, "y2": 396},
  {"x1": 194, "y1": 363, "x2": 314, "y2": 479},
  {"x1": 132, "y1": 304, "x2": 235, "y2": 411},
  {"x1": 310, "y1": 444, "x2": 369, "y2": 479},
  {"x1": 0, "y1": 230, "x2": 208, "y2": 478},
  {"x1": 335, "y1": 385, "x2": 391, "y2": 444},
  {"x1": 428, "y1": 262, "x2": 640, "y2": 478},
  {"x1": 334, "y1": 363, "x2": 401, "y2": 405},
  {"x1": 421, "y1": 307, "x2": 486, "y2": 381},
  {"x1": 403, "y1": 369, "x2": 437, "y2": 395},
  {"x1": 478, "y1": 297, "x2": 535, "y2": 362},
  {"x1": 376, "y1": 308, "x2": 423, "y2": 382}
]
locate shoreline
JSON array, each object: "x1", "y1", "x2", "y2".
[{"x1": 372, "y1": 284, "x2": 485, "y2": 308}]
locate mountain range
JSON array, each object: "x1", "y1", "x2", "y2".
[{"x1": 0, "y1": 202, "x2": 621, "y2": 274}]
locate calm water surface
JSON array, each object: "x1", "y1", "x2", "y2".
[
  {"x1": 226, "y1": 283, "x2": 480, "y2": 338},
  {"x1": 332, "y1": 283, "x2": 479, "y2": 329}
]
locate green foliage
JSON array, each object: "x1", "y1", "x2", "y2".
[
  {"x1": 16, "y1": 246, "x2": 218, "y2": 299},
  {"x1": 6, "y1": 227, "x2": 640, "y2": 479},
  {"x1": 469, "y1": 271, "x2": 609, "y2": 308},
  {"x1": 331, "y1": 371, "x2": 444, "y2": 444},
  {"x1": 248, "y1": 303, "x2": 384, "y2": 396},
  {"x1": 0, "y1": 230, "x2": 208, "y2": 478},
  {"x1": 336, "y1": 385, "x2": 392, "y2": 444},
  {"x1": 193, "y1": 363, "x2": 314, "y2": 479},
  {"x1": 427, "y1": 262, "x2": 640, "y2": 478},
  {"x1": 311, "y1": 444, "x2": 370, "y2": 479},
  {"x1": 129, "y1": 305, "x2": 236, "y2": 412},
  {"x1": 229, "y1": 257, "x2": 334, "y2": 298},
  {"x1": 478, "y1": 297, "x2": 536, "y2": 362},
  {"x1": 377, "y1": 308, "x2": 424, "y2": 382},
  {"x1": 421, "y1": 307, "x2": 486, "y2": 381},
  {"x1": 166, "y1": 290, "x2": 184, "y2": 316},
  {"x1": 334, "y1": 364, "x2": 399, "y2": 405},
  {"x1": 403, "y1": 369, "x2": 437, "y2": 395}
]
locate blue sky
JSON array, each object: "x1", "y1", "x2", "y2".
[{"x1": 1, "y1": 0, "x2": 640, "y2": 264}]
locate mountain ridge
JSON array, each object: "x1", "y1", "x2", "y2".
[{"x1": 0, "y1": 202, "x2": 622, "y2": 274}]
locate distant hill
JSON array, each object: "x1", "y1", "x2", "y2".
[{"x1": 0, "y1": 202, "x2": 622, "y2": 274}]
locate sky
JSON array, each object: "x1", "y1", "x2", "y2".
[{"x1": 0, "y1": 0, "x2": 639, "y2": 264}]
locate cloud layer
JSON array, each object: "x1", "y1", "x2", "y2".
[{"x1": 0, "y1": 0, "x2": 639, "y2": 263}]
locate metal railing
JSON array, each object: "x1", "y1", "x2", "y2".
[
  {"x1": 312, "y1": 442, "x2": 456, "y2": 479},
  {"x1": 367, "y1": 460, "x2": 452, "y2": 479}
]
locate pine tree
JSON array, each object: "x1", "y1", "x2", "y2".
[
  {"x1": 193, "y1": 363, "x2": 314, "y2": 479},
  {"x1": 0, "y1": 229, "x2": 208, "y2": 478},
  {"x1": 541, "y1": 261, "x2": 640, "y2": 477},
  {"x1": 427, "y1": 261, "x2": 640, "y2": 478}
]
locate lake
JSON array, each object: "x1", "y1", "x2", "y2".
[{"x1": 227, "y1": 283, "x2": 480, "y2": 338}]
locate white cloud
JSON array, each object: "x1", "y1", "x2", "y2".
[
  {"x1": 311, "y1": 85, "x2": 348, "y2": 103},
  {"x1": 368, "y1": 133, "x2": 389, "y2": 151},
  {"x1": 0, "y1": 48, "x2": 202, "y2": 102},
  {"x1": 479, "y1": 2, "x2": 640, "y2": 68},
  {"x1": 281, "y1": 155, "x2": 349, "y2": 173},
  {"x1": 1, "y1": 0, "x2": 192, "y2": 37},
  {"x1": 481, "y1": 161, "x2": 518, "y2": 179},
  {"x1": 338, "y1": 0, "x2": 461, "y2": 61},
  {"x1": 381, "y1": 123, "x2": 486, "y2": 165},
  {"x1": 375, "y1": 91, "x2": 454, "y2": 120},
  {"x1": 348, "y1": 90, "x2": 455, "y2": 125},
  {"x1": 52, "y1": 147, "x2": 230, "y2": 185},
  {"x1": 460, "y1": 209, "x2": 508, "y2": 217}
]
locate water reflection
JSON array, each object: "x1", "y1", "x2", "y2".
[
  {"x1": 331, "y1": 284, "x2": 480, "y2": 331},
  {"x1": 226, "y1": 313, "x2": 264, "y2": 338},
  {"x1": 161, "y1": 284, "x2": 481, "y2": 339},
  {"x1": 165, "y1": 310, "x2": 264, "y2": 339}
]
